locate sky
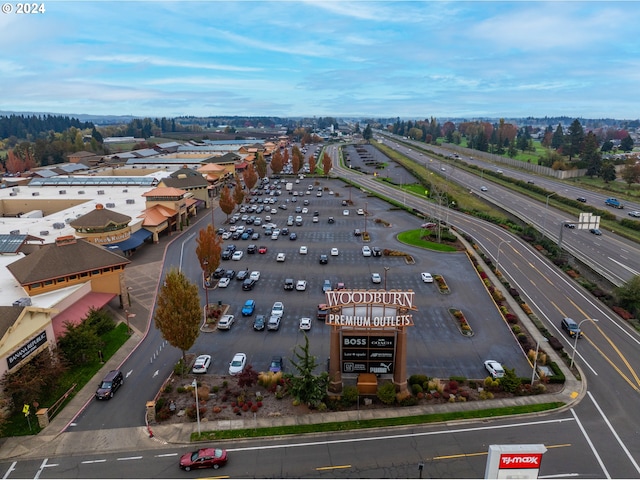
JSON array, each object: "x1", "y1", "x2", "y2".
[{"x1": 1, "y1": 1, "x2": 639, "y2": 120}]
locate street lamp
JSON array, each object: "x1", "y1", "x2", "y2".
[
  {"x1": 531, "y1": 338, "x2": 549, "y2": 385},
  {"x1": 542, "y1": 192, "x2": 557, "y2": 237},
  {"x1": 203, "y1": 261, "x2": 209, "y2": 322},
  {"x1": 384, "y1": 267, "x2": 390, "y2": 290},
  {"x1": 496, "y1": 240, "x2": 512, "y2": 273},
  {"x1": 124, "y1": 311, "x2": 135, "y2": 334},
  {"x1": 570, "y1": 318, "x2": 599, "y2": 369},
  {"x1": 192, "y1": 379, "x2": 201, "y2": 435}
]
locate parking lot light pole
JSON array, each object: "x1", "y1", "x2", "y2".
[
  {"x1": 542, "y1": 192, "x2": 557, "y2": 238},
  {"x1": 384, "y1": 267, "x2": 390, "y2": 290},
  {"x1": 531, "y1": 338, "x2": 548, "y2": 385},
  {"x1": 203, "y1": 260, "x2": 209, "y2": 322},
  {"x1": 570, "y1": 318, "x2": 598, "y2": 369},
  {"x1": 192, "y1": 379, "x2": 201, "y2": 435}
]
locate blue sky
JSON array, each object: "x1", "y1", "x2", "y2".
[{"x1": 2, "y1": 1, "x2": 639, "y2": 119}]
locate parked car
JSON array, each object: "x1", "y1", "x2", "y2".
[
  {"x1": 217, "y1": 277, "x2": 230, "y2": 288},
  {"x1": 371, "y1": 273, "x2": 381, "y2": 284},
  {"x1": 253, "y1": 314, "x2": 265, "y2": 331},
  {"x1": 269, "y1": 355, "x2": 283, "y2": 372},
  {"x1": 249, "y1": 271, "x2": 260, "y2": 281},
  {"x1": 179, "y1": 448, "x2": 228, "y2": 471},
  {"x1": 362, "y1": 246, "x2": 372, "y2": 256},
  {"x1": 319, "y1": 254, "x2": 328, "y2": 264},
  {"x1": 192, "y1": 355, "x2": 211, "y2": 374},
  {"x1": 421, "y1": 272, "x2": 434, "y2": 283},
  {"x1": 484, "y1": 360, "x2": 505, "y2": 378},
  {"x1": 299, "y1": 245, "x2": 308, "y2": 254},
  {"x1": 228, "y1": 353, "x2": 247, "y2": 375},
  {"x1": 242, "y1": 278, "x2": 257, "y2": 291},
  {"x1": 296, "y1": 280, "x2": 307, "y2": 291},
  {"x1": 217, "y1": 314, "x2": 235, "y2": 330},
  {"x1": 258, "y1": 245, "x2": 268, "y2": 254},
  {"x1": 267, "y1": 315, "x2": 281, "y2": 331},
  {"x1": 299, "y1": 317, "x2": 312, "y2": 330},
  {"x1": 372, "y1": 246, "x2": 382, "y2": 257},
  {"x1": 236, "y1": 270, "x2": 249, "y2": 281},
  {"x1": 331, "y1": 247, "x2": 339, "y2": 256},
  {"x1": 241, "y1": 299, "x2": 256, "y2": 316},
  {"x1": 276, "y1": 252, "x2": 286, "y2": 262},
  {"x1": 231, "y1": 251, "x2": 244, "y2": 261},
  {"x1": 271, "y1": 301, "x2": 284, "y2": 317},
  {"x1": 322, "y1": 280, "x2": 332, "y2": 292}
]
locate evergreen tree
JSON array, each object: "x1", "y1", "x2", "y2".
[
  {"x1": 600, "y1": 162, "x2": 617, "y2": 183},
  {"x1": 566, "y1": 119, "x2": 585, "y2": 160},
  {"x1": 583, "y1": 132, "x2": 602, "y2": 177},
  {"x1": 620, "y1": 134, "x2": 634, "y2": 152},
  {"x1": 551, "y1": 124, "x2": 565, "y2": 150}
]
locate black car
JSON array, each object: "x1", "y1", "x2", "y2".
[
  {"x1": 224, "y1": 269, "x2": 236, "y2": 279},
  {"x1": 221, "y1": 250, "x2": 232, "y2": 260},
  {"x1": 251, "y1": 232, "x2": 261, "y2": 240},
  {"x1": 284, "y1": 278, "x2": 295, "y2": 290},
  {"x1": 243, "y1": 278, "x2": 257, "y2": 291},
  {"x1": 226, "y1": 244, "x2": 237, "y2": 253},
  {"x1": 372, "y1": 247, "x2": 382, "y2": 257},
  {"x1": 269, "y1": 356, "x2": 283, "y2": 373},
  {"x1": 212, "y1": 267, "x2": 226, "y2": 279},
  {"x1": 289, "y1": 232, "x2": 297, "y2": 241},
  {"x1": 577, "y1": 197, "x2": 587, "y2": 203},
  {"x1": 561, "y1": 317, "x2": 582, "y2": 338},
  {"x1": 236, "y1": 270, "x2": 249, "y2": 281},
  {"x1": 253, "y1": 314, "x2": 265, "y2": 330},
  {"x1": 328, "y1": 216, "x2": 335, "y2": 223},
  {"x1": 319, "y1": 254, "x2": 328, "y2": 264},
  {"x1": 247, "y1": 244, "x2": 257, "y2": 254}
]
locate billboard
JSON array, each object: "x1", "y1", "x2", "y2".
[{"x1": 341, "y1": 334, "x2": 395, "y2": 374}]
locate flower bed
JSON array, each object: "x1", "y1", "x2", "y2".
[
  {"x1": 434, "y1": 274, "x2": 450, "y2": 294},
  {"x1": 449, "y1": 308, "x2": 473, "y2": 336}
]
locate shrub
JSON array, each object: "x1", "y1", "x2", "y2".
[
  {"x1": 156, "y1": 406, "x2": 172, "y2": 421},
  {"x1": 505, "y1": 313, "x2": 518, "y2": 324},
  {"x1": 173, "y1": 358, "x2": 187, "y2": 376},
  {"x1": 512, "y1": 325, "x2": 521, "y2": 334},
  {"x1": 408, "y1": 374, "x2": 429, "y2": 386},
  {"x1": 185, "y1": 404, "x2": 207, "y2": 420},
  {"x1": 400, "y1": 395, "x2": 419, "y2": 406},
  {"x1": 342, "y1": 385, "x2": 359, "y2": 406},
  {"x1": 411, "y1": 383, "x2": 423, "y2": 395},
  {"x1": 155, "y1": 397, "x2": 166, "y2": 412},
  {"x1": 176, "y1": 386, "x2": 187, "y2": 394},
  {"x1": 377, "y1": 382, "x2": 397, "y2": 405},
  {"x1": 163, "y1": 383, "x2": 173, "y2": 394}
]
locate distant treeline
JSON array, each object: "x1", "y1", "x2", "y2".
[{"x1": 0, "y1": 114, "x2": 94, "y2": 140}]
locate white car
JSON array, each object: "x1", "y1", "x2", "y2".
[
  {"x1": 276, "y1": 252, "x2": 286, "y2": 262},
  {"x1": 371, "y1": 273, "x2": 381, "y2": 284},
  {"x1": 484, "y1": 360, "x2": 505, "y2": 379},
  {"x1": 421, "y1": 272, "x2": 434, "y2": 283},
  {"x1": 296, "y1": 280, "x2": 307, "y2": 291},
  {"x1": 270, "y1": 208, "x2": 277, "y2": 214},
  {"x1": 218, "y1": 277, "x2": 230, "y2": 288},
  {"x1": 299, "y1": 245, "x2": 308, "y2": 255},
  {"x1": 316, "y1": 191, "x2": 322, "y2": 197},
  {"x1": 362, "y1": 246, "x2": 372, "y2": 257},
  {"x1": 249, "y1": 271, "x2": 261, "y2": 281},
  {"x1": 357, "y1": 208, "x2": 364, "y2": 215},
  {"x1": 343, "y1": 209, "x2": 350, "y2": 216},
  {"x1": 192, "y1": 354, "x2": 211, "y2": 374},
  {"x1": 480, "y1": 186, "x2": 488, "y2": 192},
  {"x1": 302, "y1": 208, "x2": 309, "y2": 214},
  {"x1": 299, "y1": 317, "x2": 312, "y2": 331},
  {"x1": 313, "y1": 216, "x2": 319, "y2": 223},
  {"x1": 221, "y1": 231, "x2": 232, "y2": 240},
  {"x1": 217, "y1": 314, "x2": 235, "y2": 330},
  {"x1": 331, "y1": 247, "x2": 339, "y2": 256},
  {"x1": 271, "y1": 301, "x2": 284, "y2": 318},
  {"x1": 232, "y1": 251, "x2": 244, "y2": 261},
  {"x1": 228, "y1": 352, "x2": 247, "y2": 375}
]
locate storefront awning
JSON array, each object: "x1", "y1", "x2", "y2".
[
  {"x1": 106, "y1": 229, "x2": 152, "y2": 252},
  {"x1": 52, "y1": 292, "x2": 116, "y2": 339}
]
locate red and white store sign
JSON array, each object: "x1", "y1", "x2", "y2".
[{"x1": 499, "y1": 453, "x2": 543, "y2": 469}]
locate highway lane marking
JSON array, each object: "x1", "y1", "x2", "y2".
[
  {"x1": 80, "y1": 459, "x2": 107, "y2": 464},
  {"x1": 116, "y1": 456, "x2": 143, "y2": 461},
  {"x1": 154, "y1": 453, "x2": 178, "y2": 457},
  {"x1": 608, "y1": 257, "x2": 640, "y2": 276},
  {"x1": 316, "y1": 465, "x2": 352, "y2": 471},
  {"x1": 587, "y1": 391, "x2": 640, "y2": 476},
  {"x1": 432, "y1": 444, "x2": 571, "y2": 461},
  {"x1": 571, "y1": 408, "x2": 611, "y2": 479}
]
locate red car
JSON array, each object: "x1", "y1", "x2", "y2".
[
  {"x1": 179, "y1": 448, "x2": 228, "y2": 471},
  {"x1": 258, "y1": 245, "x2": 268, "y2": 254}
]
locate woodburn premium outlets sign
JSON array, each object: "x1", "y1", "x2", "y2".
[{"x1": 324, "y1": 289, "x2": 417, "y2": 379}]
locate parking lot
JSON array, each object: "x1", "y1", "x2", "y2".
[{"x1": 190, "y1": 177, "x2": 531, "y2": 381}]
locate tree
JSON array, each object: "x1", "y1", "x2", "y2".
[
  {"x1": 551, "y1": 124, "x2": 565, "y2": 150},
  {"x1": 57, "y1": 320, "x2": 102, "y2": 365},
  {"x1": 291, "y1": 145, "x2": 302, "y2": 175},
  {"x1": 255, "y1": 152, "x2": 267, "y2": 179},
  {"x1": 308, "y1": 154, "x2": 317, "y2": 174},
  {"x1": 232, "y1": 176, "x2": 245, "y2": 208},
  {"x1": 195, "y1": 224, "x2": 222, "y2": 281},
  {"x1": 154, "y1": 268, "x2": 201, "y2": 366},
  {"x1": 286, "y1": 334, "x2": 328, "y2": 407},
  {"x1": 615, "y1": 275, "x2": 640, "y2": 317},
  {"x1": 218, "y1": 185, "x2": 235, "y2": 220},
  {"x1": 242, "y1": 163, "x2": 258, "y2": 192},
  {"x1": 322, "y1": 152, "x2": 332, "y2": 176},
  {"x1": 601, "y1": 140, "x2": 614, "y2": 152},
  {"x1": 5, "y1": 150, "x2": 25, "y2": 174},
  {"x1": 621, "y1": 134, "x2": 634, "y2": 152},
  {"x1": 566, "y1": 119, "x2": 585, "y2": 161},
  {"x1": 583, "y1": 132, "x2": 602, "y2": 177},
  {"x1": 270, "y1": 150, "x2": 284, "y2": 174},
  {"x1": 362, "y1": 124, "x2": 373, "y2": 141},
  {"x1": 600, "y1": 162, "x2": 617, "y2": 183},
  {"x1": 621, "y1": 157, "x2": 640, "y2": 187}
]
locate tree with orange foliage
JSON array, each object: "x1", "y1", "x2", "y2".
[
  {"x1": 5, "y1": 150, "x2": 25, "y2": 174},
  {"x1": 219, "y1": 185, "x2": 235, "y2": 220},
  {"x1": 322, "y1": 152, "x2": 332, "y2": 176},
  {"x1": 291, "y1": 146, "x2": 302, "y2": 175},
  {"x1": 195, "y1": 224, "x2": 223, "y2": 282},
  {"x1": 308, "y1": 154, "x2": 317, "y2": 174},
  {"x1": 233, "y1": 176, "x2": 245, "y2": 208},
  {"x1": 255, "y1": 152, "x2": 267, "y2": 179},
  {"x1": 271, "y1": 150, "x2": 284, "y2": 174},
  {"x1": 242, "y1": 163, "x2": 258, "y2": 192}
]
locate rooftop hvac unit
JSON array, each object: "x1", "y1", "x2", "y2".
[
  {"x1": 59, "y1": 190, "x2": 66, "y2": 194},
  {"x1": 53, "y1": 222, "x2": 65, "y2": 229},
  {"x1": 13, "y1": 297, "x2": 32, "y2": 307},
  {"x1": 40, "y1": 230, "x2": 49, "y2": 236},
  {"x1": 106, "y1": 203, "x2": 115, "y2": 208},
  {"x1": 122, "y1": 189, "x2": 128, "y2": 193},
  {"x1": 126, "y1": 199, "x2": 135, "y2": 204},
  {"x1": 10, "y1": 230, "x2": 20, "y2": 235},
  {"x1": 12, "y1": 187, "x2": 20, "y2": 193},
  {"x1": 78, "y1": 190, "x2": 85, "y2": 194},
  {"x1": 32, "y1": 192, "x2": 40, "y2": 196},
  {"x1": 9, "y1": 192, "x2": 17, "y2": 196},
  {"x1": 97, "y1": 190, "x2": 105, "y2": 195}
]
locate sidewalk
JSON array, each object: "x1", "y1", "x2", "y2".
[{"x1": 0, "y1": 206, "x2": 586, "y2": 460}]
